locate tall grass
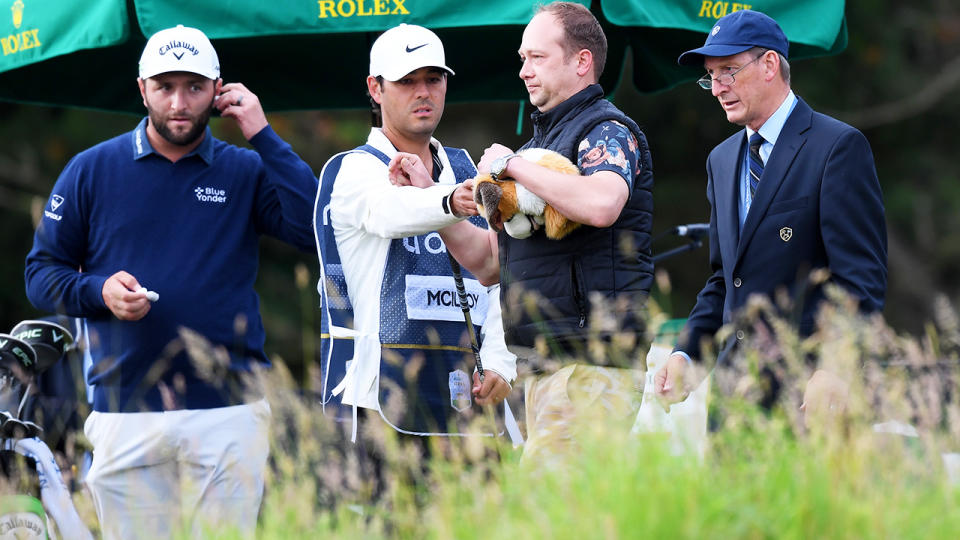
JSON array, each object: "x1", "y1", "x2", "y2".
[
  {"x1": 249, "y1": 284, "x2": 960, "y2": 539},
  {"x1": 4, "y1": 284, "x2": 959, "y2": 539},
  {"x1": 244, "y1": 390, "x2": 959, "y2": 539},
  {"x1": 235, "y1": 284, "x2": 960, "y2": 539}
]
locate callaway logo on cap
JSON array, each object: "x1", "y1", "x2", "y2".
[
  {"x1": 139, "y1": 24, "x2": 221, "y2": 80},
  {"x1": 369, "y1": 23, "x2": 455, "y2": 82}
]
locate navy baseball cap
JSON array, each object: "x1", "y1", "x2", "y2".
[{"x1": 678, "y1": 10, "x2": 789, "y2": 66}]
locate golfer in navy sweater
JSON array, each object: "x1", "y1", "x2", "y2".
[{"x1": 24, "y1": 25, "x2": 318, "y2": 539}]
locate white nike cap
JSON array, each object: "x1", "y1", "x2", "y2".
[
  {"x1": 369, "y1": 24, "x2": 454, "y2": 81},
  {"x1": 139, "y1": 25, "x2": 221, "y2": 80}
]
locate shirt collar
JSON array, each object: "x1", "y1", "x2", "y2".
[
  {"x1": 366, "y1": 127, "x2": 442, "y2": 156},
  {"x1": 365, "y1": 128, "x2": 455, "y2": 184},
  {"x1": 131, "y1": 117, "x2": 215, "y2": 164},
  {"x1": 366, "y1": 128, "x2": 399, "y2": 157},
  {"x1": 530, "y1": 84, "x2": 603, "y2": 137},
  {"x1": 745, "y1": 90, "x2": 796, "y2": 146}
]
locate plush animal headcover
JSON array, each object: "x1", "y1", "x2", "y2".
[{"x1": 473, "y1": 149, "x2": 581, "y2": 240}]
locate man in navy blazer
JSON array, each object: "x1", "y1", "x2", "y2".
[{"x1": 654, "y1": 10, "x2": 887, "y2": 418}]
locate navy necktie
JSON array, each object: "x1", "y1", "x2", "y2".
[{"x1": 748, "y1": 133, "x2": 765, "y2": 198}]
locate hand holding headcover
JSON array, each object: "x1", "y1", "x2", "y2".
[{"x1": 473, "y1": 149, "x2": 583, "y2": 240}]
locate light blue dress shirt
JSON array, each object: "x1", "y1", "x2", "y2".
[{"x1": 738, "y1": 91, "x2": 798, "y2": 230}]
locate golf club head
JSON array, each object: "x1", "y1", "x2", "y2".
[
  {"x1": 10, "y1": 320, "x2": 74, "y2": 374},
  {"x1": 0, "y1": 334, "x2": 38, "y2": 422},
  {"x1": 0, "y1": 412, "x2": 42, "y2": 438}
]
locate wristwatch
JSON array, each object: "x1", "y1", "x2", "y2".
[{"x1": 490, "y1": 153, "x2": 520, "y2": 181}]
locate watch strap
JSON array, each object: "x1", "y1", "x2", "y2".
[{"x1": 491, "y1": 153, "x2": 520, "y2": 181}]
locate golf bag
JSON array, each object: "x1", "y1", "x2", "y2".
[{"x1": 0, "y1": 319, "x2": 92, "y2": 540}]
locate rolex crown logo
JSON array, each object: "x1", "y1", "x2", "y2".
[{"x1": 11, "y1": 0, "x2": 24, "y2": 29}]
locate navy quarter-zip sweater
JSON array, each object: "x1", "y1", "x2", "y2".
[{"x1": 25, "y1": 119, "x2": 318, "y2": 412}]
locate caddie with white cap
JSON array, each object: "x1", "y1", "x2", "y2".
[
  {"x1": 25, "y1": 24, "x2": 320, "y2": 539},
  {"x1": 312, "y1": 23, "x2": 517, "y2": 500}
]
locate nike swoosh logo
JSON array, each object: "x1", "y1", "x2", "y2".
[
  {"x1": 405, "y1": 43, "x2": 428, "y2": 53},
  {"x1": 173, "y1": 51, "x2": 184, "y2": 60}
]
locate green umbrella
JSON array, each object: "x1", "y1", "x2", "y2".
[
  {"x1": 598, "y1": 0, "x2": 848, "y2": 93},
  {"x1": 0, "y1": 0, "x2": 845, "y2": 113}
]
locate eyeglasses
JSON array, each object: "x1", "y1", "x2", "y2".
[{"x1": 696, "y1": 51, "x2": 767, "y2": 90}]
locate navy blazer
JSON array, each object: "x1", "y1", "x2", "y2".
[{"x1": 678, "y1": 97, "x2": 887, "y2": 362}]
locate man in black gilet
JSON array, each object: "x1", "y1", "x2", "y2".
[{"x1": 442, "y1": 2, "x2": 654, "y2": 464}]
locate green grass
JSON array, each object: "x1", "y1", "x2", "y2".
[
  {"x1": 237, "y1": 378, "x2": 959, "y2": 539},
  {"x1": 242, "y1": 285, "x2": 960, "y2": 539},
  {"x1": 9, "y1": 285, "x2": 960, "y2": 539}
]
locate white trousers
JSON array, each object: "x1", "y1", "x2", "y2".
[{"x1": 83, "y1": 399, "x2": 271, "y2": 540}]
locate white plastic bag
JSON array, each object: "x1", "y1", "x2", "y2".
[{"x1": 631, "y1": 344, "x2": 709, "y2": 459}]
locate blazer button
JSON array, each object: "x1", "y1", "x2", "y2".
[
  {"x1": 736, "y1": 330, "x2": 745, "y2": 340},
  {"x1": 733, "y1": 277, "x2": 742, "y2": 288}
]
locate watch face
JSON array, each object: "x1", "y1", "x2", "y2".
[{"x1": 492, "y1": 157, "x2": 505, "y2": 176}]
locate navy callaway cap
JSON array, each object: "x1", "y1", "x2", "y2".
[{"x1": 678, "y1": 10, "x2": 789, "y2": 66}]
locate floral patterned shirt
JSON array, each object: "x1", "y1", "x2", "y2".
[{"x1": 576, "y1": 120, "x2": 641, "y2": 195}]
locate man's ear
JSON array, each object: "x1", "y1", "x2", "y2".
[
  {"x1": 137, "y1": 77, "x2": 147, "y2": 108},
  {"x1": 366, "y1": 75, "x2": 383, "y2": 104},
  {"x1": 761, "y1": 50, "x2": 780, "y2": 82},
  {"x1": 575, "y1": 49, "x2": 594, "y2": 79},
  {"x1": 214, "y1": 78, "x2": 223, "y2": 95}
]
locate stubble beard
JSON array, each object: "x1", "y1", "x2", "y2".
[{"x1": 148, "y1": 96, "x2": 215, "y2": 146}]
